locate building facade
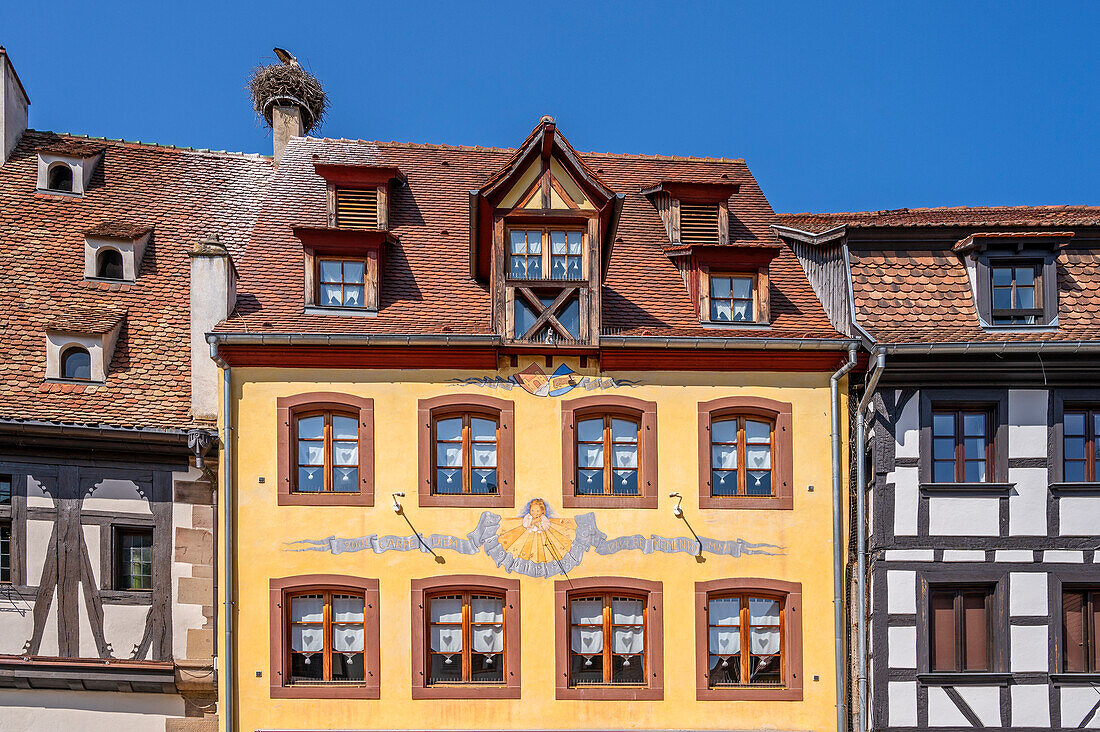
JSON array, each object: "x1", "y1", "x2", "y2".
[
  {"x1": 0, "y1": 48, "x2": 272, "y2": 731},
  {"x1": 210, "y1": 115, "x2": 858, "y2": 732},
  {"x1": 779, "y1": 208, "x2": 1100, "y2": 731}
]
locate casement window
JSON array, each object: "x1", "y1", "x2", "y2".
[
  {"x1": 708, "y1": 274, "x2": 755, "y2": 323},
  {"x1": 411, "y1": 576, "x2": 520, "y2": 699},
  {"x1": 432, "y1": 412, "x2": 499, "y2": 496},
  {"x1": 0, "y1": 520, "x2": 10, "y2": 584},
  {"x1": 699, "y1": 397, "x2": 793, "y2": 510},
  {"x1": 929, "y1": 586, "x2": 993, "y2": 672},
  {"x1": 932, "y1": 409, "x2": 993, "y2": 483},
  {"x1": 508, "y1": 229, "x2": 585, "y2": 281},
  {"x1": 680, "y1": 203, "x2": 719, "y2": 245},
  {"x1": 294, "y1": 411, "x2": 360, "y2": 494},
  {"x1": 1063, "y1": 408, "x2": 1100, "y2": 482},
  {"x1": 270, "y1": 576, "x2": 380, "y2": 698},
  {"x1": 990, "y1": 262, "x2": 1043, "y2": 325},
  {"x1": 426, "y1": 591, "x2": 506, "y2": 685},
  {"x1": 1063, "y1": 587, "x2": 1100, "y2": 673},
  {"x1": 114, "y1": 527, "x2": 152, "y2": 591},
  {"x1": 277, "y1": 394, "x2": 374, "y2": 506},
  {"x1": 695, "y1": 579, "x2": 802, "y2": 701},
  {"x1": 418, "y1": 395, "x2": 514, "y2": 508},
  {"x1": 562, "y1": 396, "x2": 657, "y2": 509},
  {"x1": 317, "y1": 258, "x2": 367, "y2": 309},
  {"x1": 710, "y1": 415, "x2": 775, "y2": 498},
  {"x1": 334, "y1": 188, "x2": 379, "y2": 230},
  {"x1": 61, "y1": 346, "x2": 91, "y2": 381},
  {"x1": 555, "y1": 577, "x2": 663, "y2": 700}
]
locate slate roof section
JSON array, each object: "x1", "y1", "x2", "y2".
[
  {"x1": 776, "y1": 207, "x2": 1100, "y2": 345},
  {"x1": 217, "y1": 135, "x2": 841, "y2": 341},
  {"x1": 0, "y1": 130, "x2": 273, "y2": 430}
]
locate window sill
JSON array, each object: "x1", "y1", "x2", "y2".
[
  {"x1": 1050, "y1": 673, "x2": 1100, "y2": 685},
  {"x1": 916, "y1": 672, "x2": 1013, "y2": 686},
  {"x1": 84, "y1": 276, "x2": 134, "y2": 285},
  {"x1": 270, "y1": 682, "x2": 379, "y2": 699},
  {"x1": 278, "y1": 490, "x2": 374, "y2": 507},
  {"x1": 562, "y1": 494, "x2": 658, "y2": 509},
  {"x1": 697, "y1": 685, "x2": 802, "y2": 701},
  {"x1": 919, "y1": 482, "x2": 1015, "y2": 495},
  {"x1": 303, "y1": 306, "x2": 377, "y2": 318},
  {"x1": 419, "y1": 492, "x2": 514, "y2": 509},
  {"x1": 555, "y1": 684, "x2": 663, "y2": 701},
  {"x1": 35, "y1": 188, "x2": 82, "y2": 198},
  {"x1": 700, "y1": 321, "x2": 771, "y2": 330},
  {"x1": 1049, "y1": 482, "x2": 1100, "y2": 494},
  {"x1": 412, "y1": 684, "x2": 520, "y2": 700},
  {"x1": 699, "y1": 494, "x2": 793, "y2": 510}
]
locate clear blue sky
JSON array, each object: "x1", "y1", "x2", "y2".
[{"x1": 6, "y1": 1, "x2": 1098, "y2": 213}]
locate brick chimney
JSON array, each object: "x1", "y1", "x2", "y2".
[
  {"x1": 189, "y1": 235, "x2": 237, "y2": 421},
  {"x1": 272, "y1": 105, "x2": 302, "y2": 164},
  {"x1": 0, "y1": 47, "x2": 29, "y2": 164}
]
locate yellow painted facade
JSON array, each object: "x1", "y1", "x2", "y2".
[{"x1": 219, "y1": 359, "x2": 848, "y2": 732}]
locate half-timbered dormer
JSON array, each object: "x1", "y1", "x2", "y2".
[{"x1": 470, "y1": 117, "x2": 622, "y2": 348}]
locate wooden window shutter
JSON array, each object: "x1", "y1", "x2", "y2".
[
  {"x1": 680, "y1": 204, "x2": 719, "y2": 245},
  {"x1": 929, "y1": 590, "x2": 955, "y2": 671},
  {"x1": 335, "y1": 188, "x2": 379, "y2": 230}
]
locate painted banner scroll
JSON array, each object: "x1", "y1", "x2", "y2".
[{"x1": 285, "y1": 499, "x2": 782, "y2": 579}]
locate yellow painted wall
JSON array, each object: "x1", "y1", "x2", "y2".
[{"x1": 219, "y1": 359, "x2": 848, "y2": 732}]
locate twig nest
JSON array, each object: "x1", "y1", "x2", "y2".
[{"x1": 247, "y1": 61, "x2": 328, "y2": 134}]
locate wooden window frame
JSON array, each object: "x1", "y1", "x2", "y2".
[
  {"x1": 930, "y1": 408, "x2": 994, "y2": 484},
  {"x1": 708, "y1": 414, "x2": 777, "y2": 500},
  {"x1": 1061, "y1": 586, "x2": 1100, "y2": 673},
  {"x1": 974, "y1": 251, "x2": 1058, "y2": 327},
  {"x1": 113, "y1": 526, "x2": 153, "y2": 591},
  {"x1": 927, "y1": 585, "x2": 994, "y2": 673},
  {"x1": 314, "y1": 256, "x2": 369, "y2": 310},
  {"x1": 505, "y1": 226, "x2": 588, "y2": 283},
  {"x1": 698, "y1": 396, "x2": 793, "y2": 510},
  {"x1": 418, "y1": 395, "x2": 515, "y2": 508},
  {"x1": 269, "y1": 575, "x2": 380, "y2": 699},
  {"x1": 0, "y1": 519, "x2": 10, "y2": 585},
  {"x1": 695, "y1": 578, "x2": 803, "y2": 701},
  {"x1": 561, "y1": 396, "x2": 658, "y2": 509},
  {"x1": 277, "y1": 393, "x2": 374, "y2": 506},
  {"x1": 919, "y1": 391, "x2": 1008, "y2": 488},
  {"x1": 0, "y1": 472, "x2": 25, "y2": 588},
  {"x1": 704, "y1": 271, "x2": 757, "y2": 324},
  {"x1": 1062, "y1": 406, "x2": 1100, "y2": 483},
  {"x1": 411, "y1": 575, "x2": 520, "y2": 699},
  {"x1": 916, "y1": 569, "x2": 1008, "y2": 676},
  {"x1": 554, "y1": 577, "x2": 663, "y2": 701},
  {"x1": 989, "y1": 260, "x2": 1044, "y2": 325},
  {"x1": 291, "y1": 409, "x2": 362, "y2": 494}
]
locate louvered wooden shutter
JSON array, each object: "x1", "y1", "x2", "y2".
[
  {"x1": 680, "y1": 204, "x2": 719, "y2": 244},
  {"x1": 335, "y1": 188, "x2": 379, "y2": 229}
]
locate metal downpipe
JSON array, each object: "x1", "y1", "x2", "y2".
[
  {"x1": 856, "y1": 349, "x2": 886, "y2": 732},
  {"x1": 213, "y1": 344, "x2": 234, "y2": 732},
  {"x1": 830, "y1": 344, "x2": 858, "y2": 732}
]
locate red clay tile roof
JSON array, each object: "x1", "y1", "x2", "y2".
[
  {"x1": 217, "y1": 135, "x2": 841, "y2": 341},
  {"x1": 46, "y1": 306, "x2": 127, "y2": 335},
  {"x1": 35, "y1": 139, "x2": 107, "y2": 158},
  {"x1": 777, "y1": 205, "x2": 1100, "y2": 235},
  {"x1": 83, "y1": 220, "x2": 154, "y2": 240},
  {"x1": 0, "y1": 130, "x2": 273, "y2": 430}
]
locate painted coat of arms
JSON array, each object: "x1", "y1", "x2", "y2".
[{"x1": 452, "y1": 364, "x2": 637, "y2": 398}]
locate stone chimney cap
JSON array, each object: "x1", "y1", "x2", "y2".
[{"x1": 189, "y1": 234, "x2": 229, "y2": 257}]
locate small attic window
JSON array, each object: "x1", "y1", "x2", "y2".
[
  {"x1": 96, "y1": 249, "x2": 125, "y2": 279},
  {"x1": 335, "y1": 188, "x2": 379, "y2": 230},
  {"x1": 61, "y1": 346, "x2": 91, "y2": 380},
  {"x1": 708, "y1": 274, "x2": 756, "y2": 322},
  {"x1": 47, "y1": 162, "x2": 73, "y2": 192},
  {"x1": 990, "y1": 261, "x2": 1043, "y2": 325},
  {"x1": 681, "y1": 204, "x2": 719, "y2": 245}
]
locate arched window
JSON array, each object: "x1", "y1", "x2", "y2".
[
  {"x1": 293, "y1": 411, "x2": 360, "y2": 494},
  {"x1": 47, "y1": 163, "x2": 73, "y2": 192},
  {"x1": 561, "y1": 396, "x2": 657, "y2": 508},
  {"x1": 418, "y1": 395, "x2": 514, "y2": 508},
  {"x1": 61, "y1": 346, "x2": 91, "y2": 380},
  {"x1": 699, "y1": 396, "x2": 793, "y2": 509},
  {"x1": 96, "y1": 249, "x2": 125, "y2": 279},
  {"x1": 276, "y1": 393, "x2": 374, "y2": 506}
]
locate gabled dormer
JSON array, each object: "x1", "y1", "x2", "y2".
[
  {"x1": 644, "y1": 180, "x2": 774, "y2": 327},
  {"x1": 83, "y1": 221, "x2": 153, "y2": 282},
  {"x1": 294, "y1": 163, "x2": 404, "y2": 314},
  {"x1": 954, "y1": 231, "x2": 1070, "y2": 328},
  {"x1": 471, "y1": 117, "x2": 622, "y2": 347},
  {"x1": 36, "y1": 139, "x2": 104, "y2": 195},
  {"x1": 44, "y1": 307, "x2": 125, "y2": 383}
]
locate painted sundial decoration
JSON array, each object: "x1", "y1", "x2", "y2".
[
  {"x1": 452, "y1": 363, "x2": 638, "y2": 397},
  {"x1": 286, "y1": 498, "x2": 782, "y2": 578}
]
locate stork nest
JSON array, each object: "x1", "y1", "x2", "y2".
[{"x1": 247, "y1": 62, "x2": 328, "y2": 134}]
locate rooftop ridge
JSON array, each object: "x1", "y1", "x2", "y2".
[
  {"x1": 300, "y1": 135, "x2": 747, "y2": 164},
  {"x1": 780, "y1": 203, "x2": 1100, "y2": 218},
  {"x1": 26, "y1": 129, "x2": 273, "y2": 162}
]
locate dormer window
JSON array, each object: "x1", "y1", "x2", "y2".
[
  {"x1": 708, "y1": 274, "x2": 755, "y2": 323},
  {"x1": 955, "y1": 231, "x2": 1068, "y2": 329},
  {"x1": 96, "y1": 249, "x2": 124, "y2": 279},
  {"x1": 508, "y1": 229, "x2": 585, "y2": 281},
  {"x1": 990, "y1": 262, "x2": 1042, "y2": 325},
  {"x1": 60, "y1": 346, "x2": 91, "y2": 380},
  {"x1": 47, "y1": 162, "x2": 73, "y2": 192},
  {"x1": 335, "y1": 188, "x2": 379, "y2": 230},
  {"x1": 318, "y1": 258, "x2": 366, "y2": 309},
  {"x1": 83, "y1": 222, "x2": 152, "y2": 282},
  {"x1": 44, "y1": 307, "x2": 125, "y2": 384}
]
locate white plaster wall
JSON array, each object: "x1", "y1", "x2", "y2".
[
  {"x1": 1009, "y1": 467, "x2": 1048, "y2": 535},
  {"x1": 888, "y1": 681, "x2": 917, "y2": 726},
  {"x1": 928, "y1": 496, "x2": 999, "y2": 535},
  {"x1": 83, "y1": 233, "x2": 148, "y2": 281},
  {"x1": 39, "y1": 588, "x2": 59, "y2": 657},
  {"x1": 1062, "y1": 686, "x2": 1100, "y2": 728},
  {"x1": 887, "y1": 625, "x2": 916, "y2": 668},
  {"x1": 26, "y1": 474, "x2": 53, "y2": 509},
  {"x1": 82, "y1": 525, "x2": 100, "y2": 587},
  {"x1": 894, "y1": 391, "x2": 919, "y2": 458},
  {"x1": 887, "y1": 570, "x2": 916, "y2": 614},
  {"x1": 0, "y1": 689, "x2": 184, "y2": 732},
  {"x1": 955, "y1": 686, "x2": 1001, "y2": 727},
  {"x1": 1010, "y1": 624, "x2": 1050, "y2": 672},
  {"x1": 77, "y1": 581, "x2": 96, "y2": 657},
  {"x1": 891, "y1": 466, "x2": 919, "y2": 536},
  {"x1": 928, "y1": 685, "x2": 973, "y2": 726},
  {"x1": 942, "y1": 550, "x2": 985, "y2": 561},
  {"x1": 1011, "y1": 684, "x2": 1051, "y2": 727},
  {"x1": 83, "y1": 478, "x2": 150, "y2": 514},
  {"x1": 2, "y1": 54, "x2": 29, "y2": 162},
  {"x1": 1045, "y1": 550, "x2": 1084, "y2": 563},
  {"x1": 35, "y1": 153, "x2": 97, "y2": 195},
  {"x1": 190, "y1": 252, "x2": 234, "y2": 420},
  {"x1": 25, "y1": 518, "x2": 53, "y2": 588},
  {"x1": 1008, "y1": 389, "x2": 1048, "y2": 457},
  {"x1": 0, "y1": 592, "x2": 36, "y2": 655},
  {"x1": 1009, "y1": 572, "x2": 1048, "y2": 616},
  {"x1": 1060, "y1": 495, "x2": 1100, "y2": 536},
  {"x1": 996, "y1": 549, "x2": 1033, "y2": 562},
  {"x1": 102, "y1": 604, "x2": 150, "y2": 660},
  {"x1": 884, "y1": 549, "x2": 934, "y2": 561}
]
